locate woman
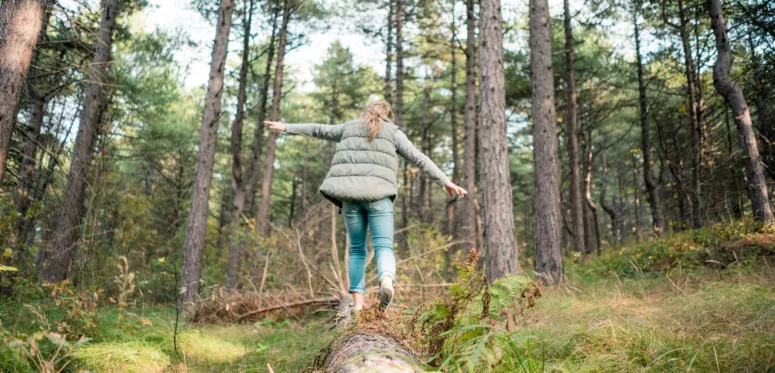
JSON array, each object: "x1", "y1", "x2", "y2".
[{"x1": 264, "y1": 100, "x2": 467, "y2": 312}]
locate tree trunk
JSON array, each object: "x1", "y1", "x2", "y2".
[
  {"x1": 445, "y1": 10, "x2": 459, "y2": 238},
  {"x1": 529, "y1": 0, "x2": 562, "y2": 282},
  {"x1": 256, "y1": 0, "x2": 291, "y2": 236},
  {"x1": 599, "y1": 151, "x2": 620, "y2": 243},
  {"x1": 383, "y1": 0, "x2": 393, "y2": 103},
  {"x1": 245, "y1": 6, "x2": 279, "y2": 219},
  {"x1": 39, "y1": 0, "x2": 117, "y2": 282},
  {"x1": 582, "y1": 135, "x2": 601, "y2": 254},
  {"x1": 618, "y1": 162, "x2": 631, "y2": 241},
  {"x1": 14, "y1": 3, "x2": 51, "y2": 250},
  {"x1": 748, "y1": 35, "x2": 775, "y2": 182},
  {"x1": 180, "y1": 0, "x2": 235, "y2": 304},
  {"x1": 401, "y1": 160, "x2": 409, "y2": 228},
  {"x1": 417, "y1": 83, "x2": 431, "y2": 221},
  {"x1": 563, "y1": 0, "x2": 585, "y2": 255},
  {"x1": 480, "y1": 0, "x2": 518, "y2": 282},
  {"x1": 0, "y1": 0, "x2": 48, "y2": 184},
  {"x1": 725, "y1": 108, "x2": 744, "y2": 220},
  {"x1": 634, "y1": 4, "x2": 666, "y2": 235},
  {"x1": 394, "y1": 0, "x2": 404, "y2": 126},
  {"x1": 226, "y1": 0, "x2": 254, "y2": 290},
  {"x1": 460, "y1": 0, "x2": 477, "y2": 251},
  {"x1": 30, "y1": 100, "x2": 77, "y2": 256},
  {"x1": 708, "y1": 0, "x2": 774, "y2": 224},
  {"x1": 315, "y1": 330, "x2": 424, "y2": 372},
  {"x1": 632, "y1": 156, "x2": 644, "y2": 238},
  {"x1": 675, "y1": 0, "x2": 702, "y2": 229}
]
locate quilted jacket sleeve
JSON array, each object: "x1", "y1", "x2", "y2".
[
  {"x1": 285, "y1": 123, "x2": 345, "y2": 142},
  {"x1": 395, "y1": 130, "x2": 450, "y2": 186}
]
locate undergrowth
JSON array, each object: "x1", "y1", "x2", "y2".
[
  {"x1": 583, "y1": 220, "x2": 775, "y2": 278},
  {"x1": 2, "y1": 221, "x2": 774, "y2": 372}
]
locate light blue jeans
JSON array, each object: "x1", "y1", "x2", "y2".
[{"x1": 342, "y1": 198, "x2": 396, "y2": 294}]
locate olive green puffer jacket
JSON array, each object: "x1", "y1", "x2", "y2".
[{"x1": 285, "y1": 118, "x2": 450, "y2": 207}]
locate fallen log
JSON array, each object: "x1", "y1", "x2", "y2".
[
  {"x1": 309, "y1": 295, "x2": 428, "y2": 373},
  {"x1": 191, "y1": 290, "x2": 341, "y2": 324},
  {"x1": 313, "y1": 330, "x2": 425, "y2": 373},
  {"x1": 235, "y1": 296, "x2": 340, "y2": 322}
]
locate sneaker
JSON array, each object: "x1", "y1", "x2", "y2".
[{"x1": 378, "y1": 276, "x2": 394, "y2": 311}]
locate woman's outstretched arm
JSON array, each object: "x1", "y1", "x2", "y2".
[
  {"x1": 264, "y1": 121, "x2": 344, "y2": 142},
  {"x1": 395, "y1": 130, "x2": 468, "y2": 197}
]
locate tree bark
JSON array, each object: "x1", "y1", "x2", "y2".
[
  {"x1": 529, "y1": 0, "x2": 562, "y2": 281},
  {"x1": 445, "y1": 9, "x2": 459, "y2": 238},
  {"x1": 563, "y1": 0, "x2": 585, "y2": 255},
  {"x1": 180, "y1": 0, "x2": 235, "y2": 304},
  {"x1": 256, "y1": 0, "x2": 291, "y2": 236},
  {"x1": 0, "y1": 0, "x2": 48, "y2": 184},
  {"x1": 460, "y1": 0, "x2": 477, "y2": 251},
  {"x1": 245, "y1": 4, "x2": 279, "y2": 218},
  {"x1": 632, "y1": 156, "x2": 644, "y2": 238},
  {"x1": 315, "y1": 331, "x2": 424, "y2": 372},
  {"x1": 383, "y1": 0, "x2": 393, "y2": 103},
  {"x1": 581, "y1": 133, "x2": 601, "y2": 254},
  {"x1": 394, "y1": 0, "x2": 404, "y2": 126},
  {"x1": 480, "y1": 0, "x2": 518, "y2": 282},
  {"x1": 39, "y1": 0, "x2": 117, "y2": 282},
  {"x1": 599, "y1": 151, "x2": 621, "y2": 243},
  {"x1": 14, "y1": 2, "x2": 51, "y2": 250},
  {"x1": 675, "y1": 0, "x2": 703, "y2": 229},
  {"x1": 748, "y1": 35, "x2": 775, "y2": 181},
  {"x1": 226, "y1": 0, "x2": 255, "y2": 290},
  {"x1": 634, "y1": 3, "x2": 666, "y2": 235},
  {"x1": 708, "y1": 0, "x2": 774, "y2": 224},
  {"x1": 417, "y1": 82, "x2": 431, "y2": 221}
]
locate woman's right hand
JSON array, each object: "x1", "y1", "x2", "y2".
[
  {"x1": 264, "y1": 121, "x2": 287, "y2": 132},
  {"x1": 444, "y1": 182, "x2": 468, "y2": 198}
]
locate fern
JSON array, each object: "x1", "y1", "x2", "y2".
[{"x1": 409, "y1": 249, "x2": 543, "y2": 371}]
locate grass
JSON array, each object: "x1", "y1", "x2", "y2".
[
  {"x1": 2, "y1": 224, "x2": 775, "y2": 372},
  {"x1": 73, "y1": 342, "x2": 170, "y2": 373},
  {"x1": 517, "y1": 267, "x2": 775, "y2": 372},
  {"x1": 0, "y1": 303, "x2": 331, "y2": 372}
]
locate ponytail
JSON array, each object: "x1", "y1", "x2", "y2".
[{"x1": 362, "y1": 100, "x2": 395, "y2": 141}]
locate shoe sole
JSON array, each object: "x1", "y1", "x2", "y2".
[{"x1": 378, "y1": 286, "x2": 394, "y2": 311}]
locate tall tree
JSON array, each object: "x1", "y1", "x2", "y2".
[
  {"x1": 245, "y1": 4, "x2": 280, "y2": 218},
  {"x1": 417, "y1": 80, "x2": 432, "y2": 221},
  {"x1": 708, "y1": 0, "x2": 773, "y2": 224},
  {"x1": 180, "y1": 0, "x2": 235, "y2": 304},
  {"x1": 394, "y1": 0, "x2": 404, "y2": 126},
  {"x1": 747, "y1": 34, "x2": 775, "y2": 182},
  {"x1": 384, "y1": 0, "x2": 394, "y2": 103},
  {"x1": 226, "y1": 0, "x2": 255, "y2": 290},
  {"x1": 39, "y1": 0, "x2": 119, "y2": 282},
  {"x1": 634, "y1": 1, "x2": 666, "y2": 234},
  {"x1": 0, "y1": 0, "x2": 48, "y2": 183},
  {"x1": 563, "y1": 0, "x2": 585, "y2": 255},
  {"x1": 479, "y1": 0, "x2": 518, "y2": 282},
  {"x1": 664, "y1": 0, "x2": 703, "y2": 229},
  {"x1": 256, "y1": 0, "x2": 291, "y2": 236},
  {"x1": 530, "y1": 0, "x2": 562, "y2": 281},
  {"x1": 14, "y1": 3, "x2": 51, "y2": 250},
  {"x1": 460, "y1": 0, "x2": 477, "y2": 250},
  {"x1": 446, "y1": 7, "x2": 460, "y2": 237}
]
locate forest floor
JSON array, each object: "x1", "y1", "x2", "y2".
[{"x1": 2, "y1": 226, "x2": 775, "y2": 372}]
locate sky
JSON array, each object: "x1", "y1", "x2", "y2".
[
  {"x1": 138, "y1": 0, "x2": 640, "y2": 93},
  {"x1": 141, "y1": 0, "x2": 384, "y2": 91}
]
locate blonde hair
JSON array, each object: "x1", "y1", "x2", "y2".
[{"x1": 362, "y1": 100, "x2": 394, "y2": 141}]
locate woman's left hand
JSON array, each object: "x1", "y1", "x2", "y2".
[
  {"x1": 444, "y1": 182, "x2": 468, "y2": 198},
  {"x1": 264, "y1": 121, "x2": 287, "y2": 132}
]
